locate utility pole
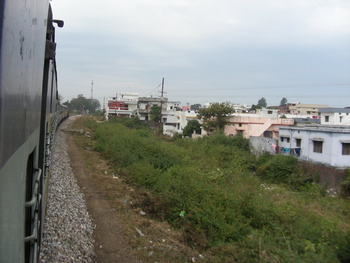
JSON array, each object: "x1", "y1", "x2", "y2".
[
  {"x1": 158, "y1": 78, "x2": 164, "y2": 135},
  {"x1": 91, "y1": 80, "x2": 94, "y2": 99}
]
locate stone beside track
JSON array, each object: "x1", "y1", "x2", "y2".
[{"x1": 39, "y1": 117, "x2": 95, "y2": 262}]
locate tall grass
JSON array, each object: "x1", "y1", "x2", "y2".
[{"x1": 90, "y1": 120, "x2": 350, "y2": 262}]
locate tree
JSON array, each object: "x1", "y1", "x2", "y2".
[
  {"x1": 150, "y1": 105, "x2": 161, "y2": 122},
  {"x1": 183, "y1": 120, "x2": 201, "y2": 137},
  {"x1": 280, "y1": 97, "x2": 287, "y2": 106},
  {"x1": 69, "y1": 94, "x2": 101, "y2": 113},
  {"x1": 63, "y1": 100, "x2": 70, "y2": 108},
  {"x1": 87, "y1": 98, "x2": 101, "y2": 113},
  {"x1": 257, "y1": 97, "x2": 267, "y2": 108},
  {"x1": 197, "y1": 102, "x2": 233, "y2": 132},
  {"x1": 190, "y1": 104, "x2": 202, "y2": 110},
  {"x1": 249, "y1": 104, "x2": 261, "y2": 112}
]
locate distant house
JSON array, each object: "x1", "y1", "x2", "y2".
[
  {"x1": 268, "y1": 105, "x2": 290, "y2": 115},
  {"x1": 106, "y1": 92, "x2": 139, "y2": 118},
  {"x1": 279, "y1": 125, "x2": 350, "y2": 169},
  {"x1": 318, "y1": 107, "x2": 350, "y2": 125},
  {"x1": 163, "y1": 110, "x2": 199, "y2": 137},
  {"x1": 137, "y1": 97, "x2": 169, "y2": 121},
  {"x1": 288, "y1": 102, "x2": 328, "y2": 116},
  {"x1": 222, "y1": 109, "x2": 294, "y2": 139}
]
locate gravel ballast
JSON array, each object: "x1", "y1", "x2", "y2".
[{"x1": 39, "y1": 118, "x2": 95, "y2": 262}]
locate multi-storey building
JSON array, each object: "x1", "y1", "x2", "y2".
[
  {"x1": 288, "y1": 102, "x2": 328, "y2": 115},
  {"x1": 163, "y1": 110, "x2": 199, "y2": 137},
  {"x1": 223, "y1": 109, "x2": 294, "y2": 139},
  {"x1": 106, "y1": 92, "x2": 139, "y2": 118}
]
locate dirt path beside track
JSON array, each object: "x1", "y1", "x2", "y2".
[
  {"x1": 64, "y1": 116, "x2": 198, "y2": 263},
  {"x1": 65, "y1": 117, "x2": 141, "y2": 263}
]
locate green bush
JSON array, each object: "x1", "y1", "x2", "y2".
[
  {"x1": 257, "y1": 155, "x2": 298, "y2": 183},
  {"x1": 341, "y1": 169, "x2": 350, "y2": 197},
  {"x1": 85, "y1": 118, "x2": 350, "y2": 262},
  {"x1": 109, "y1": 116, "x2": 148, "y2": 130}
]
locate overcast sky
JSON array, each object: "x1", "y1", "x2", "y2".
[{"x1": 51, "y1": 0, "x2": 350, "y2": 107}]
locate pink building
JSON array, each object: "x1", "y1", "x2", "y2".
[
  {"x1": 224, "y1": 115, "x2": 294, "y2": 139},
  {"x1": 200, "y1": 109, "x2": 294, "y2": 139}
]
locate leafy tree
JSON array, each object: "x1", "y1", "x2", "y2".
[
  {"x1": 249, "y1": 104, "x2": 261, "y2": 112},
  {"x1": 190, "y1": 104, "x2": 202, "y2": 110},
  {"x1": 63, "y1": 100, "x2": 70, "y2": 108},
  {"x1": 87, "y1": 98, "x2": 101, "y2": 113},
  {"x1": 69, "y1": 94, "x2": 101, "y2": 113},
  {"x1": 150, "y1": 105, "x2": 161, "y2": 122},
  {"x1": 197, "y1": 102, "x2": 233, "y2": 132},
  {"x1": 280, "y1": 97, "x2": 288, "y2": 106},
  {"x1": 257, "y1": 97, "x2": 267, "y2": 108},
  {"x1": 183, "y1": 120, "x2": 201, "y2": 137}
]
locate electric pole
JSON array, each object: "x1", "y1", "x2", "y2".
[{"x1": 91, "y1": 80, "x2": 94, "y2": 99}]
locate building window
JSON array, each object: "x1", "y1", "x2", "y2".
[
  {"x1": 325, "y1": 116, "x2": 329, "y2": 122},
  {"x1": 268, "y1": 110, "x2": 273, "y2": 114},
  {"x1": 340, "y1": 116, "x2": 343, "y2": 123},
  {"x1": 313, "y1": 141, "x2": 323, "y2": 153},
  {"x1": 239, "y1": 123, "x2": 242, "y2": 127},
  {"x1": 280, "y1": 137, "x2": 290, "y2": 143},
  {"x1": 342, "y1": 143, "x2": 350, "y2": 155},
  {"x1": 296, "y1": 139, "x2": 301, "y2": 147}
]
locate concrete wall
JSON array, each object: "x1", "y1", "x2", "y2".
[
  {"x1": 249, "y1": 136, "x2": 277, "y2": 157},
  {"x1": 297, "y1": 161, "x2": 347, "y2": 189}
]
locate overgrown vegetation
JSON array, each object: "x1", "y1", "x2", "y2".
[
  {"x1": 86, "y1": 117, "x2": 350, "y2": 262},
  {"x1": 341, "y1": 169, "x2": 350, "y2": 198}
]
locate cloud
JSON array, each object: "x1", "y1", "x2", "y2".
[{"x1": 52, "y1": 0, "x2": 350, "y2": 107}]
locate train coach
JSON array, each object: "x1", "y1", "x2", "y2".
[{"x1": 0, "y1": 1, "x2": 67, "y2": 262}]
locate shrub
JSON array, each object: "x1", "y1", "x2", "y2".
[
  {"x1": 340, "y1": 169, "x2": 350, "y2": 197},
  {"x1": 257, "y1": 155, "x2": 298, "y2": 183}
]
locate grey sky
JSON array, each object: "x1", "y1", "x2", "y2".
[{"x1": 51, "y1": 0, "x2": 350, "y2": 107}]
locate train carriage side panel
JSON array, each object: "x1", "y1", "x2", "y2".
[{"x1": 0, "y1": 0, "x2": 50, "y2": 262}]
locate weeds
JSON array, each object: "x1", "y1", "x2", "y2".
[{"x1": 83, "y1": 117, "x2": 350, "y2": 263}]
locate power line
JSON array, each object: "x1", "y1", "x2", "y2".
[
  {"x1": 191, "y1": 82, "x2": 350, "y2": 92},
  {"x1": 145, "y1": 83, "x2": 162, "y2": 96}
]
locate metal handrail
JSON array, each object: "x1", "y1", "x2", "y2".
[
  {"x1": 24, "y1": 168, "x2": 42, "y2": 243},
  {"x1": 25, "y1": 168, "x2": 42, "y2": 208}
]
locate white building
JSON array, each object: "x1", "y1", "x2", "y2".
[
  {"x1": 105, "y1": 92, "x2": 139, "y2": 119},
  {"x1": 279, "y1": 125, "x2": 350, "y2": 168},
  {"x1": 163, "y1": 110, "x2": 199, "y2": 137},
  {"x1": 318, "y1": 108, "x2": 350, "y2": 125}
]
